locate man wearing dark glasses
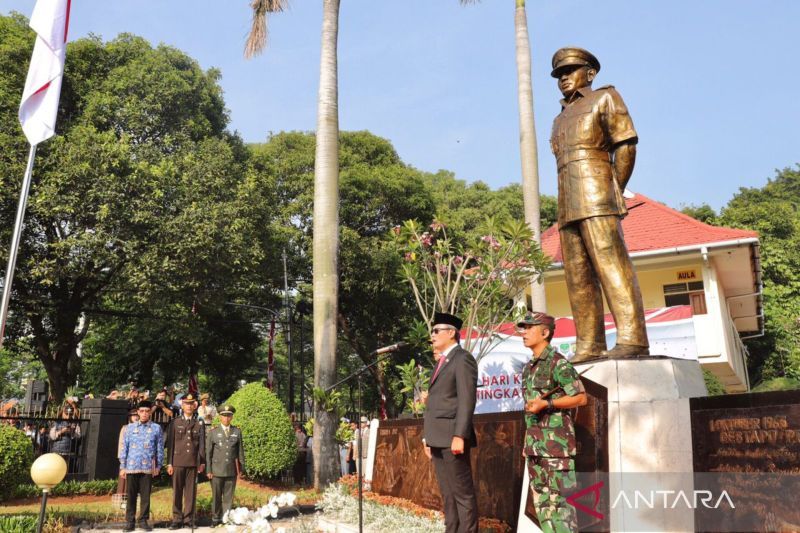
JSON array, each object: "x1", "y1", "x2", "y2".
[{"x1": 422, "y1": 311, "x2": 478, "y2": 533}]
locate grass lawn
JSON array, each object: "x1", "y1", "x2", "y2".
[{"x1": 0, "y1": 479, "x2": 319, "y2": 525}]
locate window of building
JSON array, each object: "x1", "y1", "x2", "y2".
[{"x1": 663, "y1": 281, "x2": 707, "y2": 314}]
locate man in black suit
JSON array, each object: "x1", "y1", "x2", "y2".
[{"x1": 422, "y1": 312, "x2": 479, "y2": 533}]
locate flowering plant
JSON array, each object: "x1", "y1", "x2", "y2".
[
  {"x1": 395, "y1": 358, "x2": 430, "y2": 416},
  {"x1": 393, "y1": 216, "x2": 549, "y2": 361},
  {"x1": 222, "y1": 492, "x2": 297, "y2": 532}
]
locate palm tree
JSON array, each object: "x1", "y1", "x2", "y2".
[
  {"x1": 246, "y1": 0, "x2": 343, "y2": 488},
  {"x1": 513, "y1": 0, "x2": 546, "y2": 311},
  {"x1": 244, "y1": 0, "x2": 288, "y2": 59},
  {"x1": 462, "y1": 0, "x2": 547, "y2": 311}
]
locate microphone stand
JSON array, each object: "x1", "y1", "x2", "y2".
[{"x1": 325, "y1": 350, "x2": 397, "y2": 533}]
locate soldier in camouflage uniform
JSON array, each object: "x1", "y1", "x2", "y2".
[{"x1": 518, "y1": 312, "x2": 587, "y2": 533}]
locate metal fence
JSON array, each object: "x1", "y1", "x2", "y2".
[{"x1": 1, "y1": 415, "x2": 90, "y2": 481}]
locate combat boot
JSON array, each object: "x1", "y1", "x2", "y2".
[
  {"x1": 571, "y1": 341, "x2": 606, "y2": 363},
  {"x1": 601, "y1": 343, "x2": 649, "y2": 358}
]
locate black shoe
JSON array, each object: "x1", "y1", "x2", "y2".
[
  {"x1": 211, "y1": 519, "x2": 222, "y2": 527},
  {"x1": 138, "y1": 520, "x2": 153, "y2": 531},
  {"x1": 168, "y1": 523, "x2": 182, "y2": 530},
  {"x1": 122, "y1": 524, "x2": 135, "y2": 533}
]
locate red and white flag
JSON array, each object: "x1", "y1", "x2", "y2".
[
  {"x1": 188, "y1": 373, "x2": 199, "y2": 398},
  {"x1": 18, "y1": 0, "x2": 72, "y2": 146}
]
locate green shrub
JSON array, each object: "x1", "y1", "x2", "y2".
[
  {"x1": 0, "y1": 515, "x2": 37, "y2": 533},
  {"x1": 0, "y1": 425, "x2": 34, "y2": 501},
  {"x1": 0, "y1": 512, "x2": 102, "y2": 531},
  {"x1": 752, "y1": 377, "x2": 800, "y2": 392},
  {"x1": 13, "y1": 478, "x2": 118, "y2": 499},
  {"x1": 224, "y1": 382, "x2": 296, "y2": 480},
  {"x1": 702, "y1": 368, "x2": 727, "y2": 396}
]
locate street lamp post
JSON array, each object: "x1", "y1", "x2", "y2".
[
  {"x1": 282, "y1": 250, "x2": 295, "y2": 414},
  {"x1": 30, "y1": 453, "x2": 68, "y2": 533},
  {"x1": 294, "y1": 300, "x2": 311, "y2": 421}
]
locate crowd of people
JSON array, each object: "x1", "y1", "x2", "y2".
[{"x1": 2, "y1": 396, "x2": 84, "y2": 469}]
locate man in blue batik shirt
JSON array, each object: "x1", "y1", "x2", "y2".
[{"x1": 119, "y1": 400, "x2": 164, "y2": 532}]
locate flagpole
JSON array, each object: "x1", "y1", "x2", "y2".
[{"x1": 0, "y1": 144, "x2": 38, "y2": 349}]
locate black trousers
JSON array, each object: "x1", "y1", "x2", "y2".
[
  {"x1": 125, "y1": 473, "x2": 152, "y2": 524},
  {"x1": 172, "y1": 466, "x2": 198, "y2": 524},
  {"x1": 211, "y1": 476, "x2": 237, "y2": 521},
  {"x1": 431, "y1": 446, "x2": 478, "y2": 533}
]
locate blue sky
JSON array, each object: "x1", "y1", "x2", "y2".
[{"x1": 4, "y1": 1, "x2": 799, "y2": 211}]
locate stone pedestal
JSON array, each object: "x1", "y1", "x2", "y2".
[
  {"x1": 82, "y1": 398, "x2": 128, "y2": 480},
  {"x1": 579, "y1": 357, "x2": 707, "y2": 533}
]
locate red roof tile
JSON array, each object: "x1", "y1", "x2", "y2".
[{"x1": 541, "y1": 193, "x2": 758, "y2": 263}]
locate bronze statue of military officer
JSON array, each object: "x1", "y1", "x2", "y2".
[
  {"x1": 206, "y1": 405, "x2": 246, "y2": 527},
  {"x1": 549, "y1": 47, "x2": 649, "y2": 361},
  {"x1": 165, "y1": 394, "x2": 206, "y2": 529}
]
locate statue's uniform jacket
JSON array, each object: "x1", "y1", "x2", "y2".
[
  {"x1": 550, "y1": 85, "x2": 637, "y2": 226},
  {"x1": 549, "y1": 83, "x2": 649, "y2": 353}
]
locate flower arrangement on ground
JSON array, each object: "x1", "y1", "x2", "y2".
[{"x1": 222, "y1": 492, "x2": 297, "y2": 532}]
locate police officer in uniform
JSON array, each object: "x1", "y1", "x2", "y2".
[
  {"x1": 519, "y1": 312, "x2": 587, "y2": 533},
  {"x1": 206, "y1": 405, "x2": 246, "y2": 526},
  {"x1": 165, "y1": 393, "x2": 205, "y2": 529},
  {"x1": 550, "y1": 46, "x2": 649, "y2": 361}
]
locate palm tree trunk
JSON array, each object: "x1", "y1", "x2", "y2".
[
  {"x1": 312, "y1": 0, "x2": 342, "y2": 490},
  {"x1": 515, "y1": 0, "x2": 547, "y2": 311}
]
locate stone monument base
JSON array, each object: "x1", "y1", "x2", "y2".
[{"x1": 581, "y1": 357, "x2": 707, "y2": 533}]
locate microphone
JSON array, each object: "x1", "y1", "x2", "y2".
[{"x1": 371, "y1": 341, "x2": 409, "y2": 356}]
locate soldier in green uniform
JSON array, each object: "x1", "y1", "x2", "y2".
[
  {"x1": 206, "y1": 405, "x2": 246, "y2": 526},
  {"x1": 518, "y1": 312, "x2": 587, "y2": 533}
]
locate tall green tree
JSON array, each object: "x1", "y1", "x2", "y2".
[
  {"x1": 716, "y1": 166, "x2": 800, "y2": 386},
  {"x1": 246, "y1": 0, "x2": 343, "y2": 488},
  {"x1": 78, "y1": 134, "x2": 269, "y2": 400},
  {"x1": 0, "y1": 17, "x2": 262, "y2": 401}
]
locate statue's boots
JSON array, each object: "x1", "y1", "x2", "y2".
[
  {"x1": 601, "y1": 343, "x2": 650, "y2": 358},
  {"x1": 571, "y1": 341, "x2": 606, "y2": 363}
]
